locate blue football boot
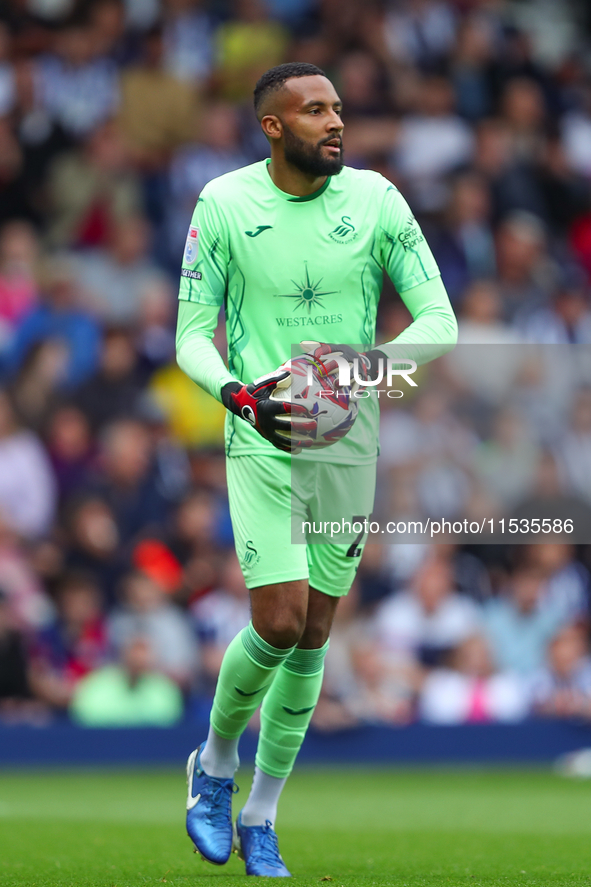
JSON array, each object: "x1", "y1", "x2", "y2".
[
  {"x1": 186, "y1": 745, "x2": 238, "y2": 865},
  {"x1": 233, "y1": 811, "x2": 291, "y2": 877}
]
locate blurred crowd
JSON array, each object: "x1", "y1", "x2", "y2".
[
  {"x1": 318, "y1": 543, "x2": 591, "y2": 728},
  {"x1": 1, "y1": 0, "x2": 591, "y2": 728}
]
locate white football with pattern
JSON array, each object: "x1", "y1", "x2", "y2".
[{"x1": 270, "y1": 354, "x2": 358, "y2": 449}]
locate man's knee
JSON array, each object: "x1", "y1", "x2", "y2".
[
  {"x1": 251, "y1": 580, "x2": 308, "y2": 649},
  {"x1": 298, "y1": 622, "x2": 331, "y2": 649},
  {"x1": 297, "y1": 587, "x2": 340, "y2": 649},
  {"x1": 254, "y1": 606, "x2": 307, "y2": 648}
]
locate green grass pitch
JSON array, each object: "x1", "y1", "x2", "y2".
[{"x1": 1, "y1": 766, "x2": 591, "y2": 886}]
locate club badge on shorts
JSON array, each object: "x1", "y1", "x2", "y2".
[{"x1": 184, "y1": 226, "x2": 199, "y2": 266}]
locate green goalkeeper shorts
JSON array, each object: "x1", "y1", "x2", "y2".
[{"x1": 226, "y1": 452, "x2": 377, "y2": 596}]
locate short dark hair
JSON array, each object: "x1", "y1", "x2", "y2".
[{"x1": 254, "y1": 63, "x2": 326, "y2": 116}]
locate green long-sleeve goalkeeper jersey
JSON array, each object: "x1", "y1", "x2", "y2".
[{"x1": 177, "y1": 159, "x2": 457, "y2": 463}]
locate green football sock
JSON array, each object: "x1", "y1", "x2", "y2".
[
  {"x1": 209, "y1": 622, "x2": 296, "y2": 741},
  {"x1": 255, "y1": 641, "x2": 329, "y2": 779}
]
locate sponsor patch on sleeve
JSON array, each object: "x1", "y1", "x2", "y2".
[
  {"x1": 181, "y1": 269, "x2": 202, "y2": 280},
  {"x1": 184, "y1": 227, "x2": 199, "y2": 265}
]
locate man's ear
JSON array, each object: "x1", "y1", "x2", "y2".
[{"x1": 261, "y1": 114, "x2": 282, "y2": 141}]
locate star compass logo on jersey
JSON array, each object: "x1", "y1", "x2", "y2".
[
  {"x1": 184, "y1": 226, "x2": 199, "y2": 265},
  {"x1": 328, "y1": 215, "x2": 359, "y2": 245},
  {"x1": 274, "y1": 263, "x2": 342, "y2": 327}
]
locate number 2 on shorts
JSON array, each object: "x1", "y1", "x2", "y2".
[{"x1": 346, "y1": 515, "x2": 366, "y2": 558}]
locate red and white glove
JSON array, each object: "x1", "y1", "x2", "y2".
[{"x1": 221, "y1": 366, "x2": 314, "y2": 453}]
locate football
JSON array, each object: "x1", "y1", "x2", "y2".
[{"x1": 270, "y1": 353, "x2": 358, "y2": 449}]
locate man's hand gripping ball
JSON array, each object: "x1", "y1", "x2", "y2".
[{"x1": 221, "y1": 368, "x2": 314, "y2": 453}]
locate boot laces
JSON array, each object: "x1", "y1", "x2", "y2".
[
  {"x1": 249, "y1": 821, "x2": 283, "y2": 868},
  {"x1": 205, "y1": 778, "x2": 238, "y2": 828}
]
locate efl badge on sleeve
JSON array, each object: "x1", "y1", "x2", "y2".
[{"x1": 184, "y1": 227, "x2": 199, "y2": 266}]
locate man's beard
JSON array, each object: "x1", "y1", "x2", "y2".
[{"x1": 283, "y1": 124, "x2": 344, "y2": 177}]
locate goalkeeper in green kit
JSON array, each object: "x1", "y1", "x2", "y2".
[{"x1": 177, "y1": 62, "x2": 457, "y2": 876}]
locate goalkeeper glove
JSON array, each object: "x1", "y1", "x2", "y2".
[
  {"x1": 300, "y1": 342, "x2": 385, "y2": 384},
  {"x1": 221, "y1": 367, "x2": 313, "y2": 454}
]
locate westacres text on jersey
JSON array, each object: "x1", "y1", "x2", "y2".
[{"x1": 275, "y1": 313, "x2": 343, "y2": 327}]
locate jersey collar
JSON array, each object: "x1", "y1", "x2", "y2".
[{"x1": 264, "y1": 158, "x2": 331, "y2": 202}]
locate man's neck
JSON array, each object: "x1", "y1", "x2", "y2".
[{"x1": 267, "y1": 157, "x2": 327, "y2": 198}]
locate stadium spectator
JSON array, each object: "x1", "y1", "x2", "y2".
[
  {"x1": 471, "y1": 408, "x2": 540, "y2": 510},
  {"x1": 0, "y1": 517, "x2": 54, "y2": 632},
  {"x1": 533, "y1": 134, "x2": 591, "y2": 239},
  {"x1": 374, "y1": 559, "x2": 482, "y2": 668},
  {"x1": 192, "y1": 553, "x2": 251, "y2": 689},
  {"x1": 511, "y1": 449, "x2": 591, "y2": 534},
  {"x1": 6, "y1": 256, "x2": 101, "y2": 389},
  {"x1": 419, "y1": 634, "x2": 530, "y2": 724},
  {"x1": 379, "y1": 388, "x2": 476, "y2": 480},
  {"x1": 525, "y1": 543, "x2": 590, "y2": 624},
  {"x1": 529, "y1": 624, "x2": 591, "y2": 719},
  {"x1": 68, "y1": 215, "x2": 169, "y2": 324},
  {"x1": 90, "y1": 418, "x2": 171, "y2": 545},
  {"x1": 45, "y1": 404, "x2": 96, "y2": 501},
  {"x1": 456, "y1": 280, "x2": 519, "y2": 345},
  {"x1": 0, "y1": 221, "x2": 39, "y2": 354},
  {"x1": 134, "y1": 279, "x2": 177, "y2": 374},
  {"x1": 212, "y1": 0, "x2": 289, "y2": 102},
  {"x1": 319, "y1": 583, "x2": 418, "y2": 727},
  {"x1": 134, "y1": 392, "x2": 192, "y2": 506},
  {"x1": 445, "y1": 285, "x2": 526, "y2": 423},
  {"x1": 116, "y1": 25, "x2": 198, "y2": 170},
  {"x1": 162, "y1": 0, "x2": 214, "y2": 84},
  {"x1": 88, "y1": 0, "x2": 132, "y2": 65},
  {"x1": 334, "y1": 51, "x2": 397, "y2": 166},
  {"x1": 166, "y1": 101, "x2": 249, "y2": 264},
  {"x1": 483, "y1": 565, "x2": 567, "y2": 675},
  {"x1": 430, "y1": 173, "x2": 496, "y2": 302},
  {"x1": 433, "y1": 544, "x2": 492, "y2": 605},
  {"x1": 392, "y1": 74, "x2": 474, "y2": 212},
  {"x1": 170, "y1": 489, "x2": 224, "y2": 561},
  {"x1": 10, "y1": 57, "x2": 73, "y2": 206},
  {"x1": 70, "y1": 635, "x2": 183, "y2": 726},
  {"x1": 73, "y1": 326, "x2": 145, "y2": 432},
  {"x1": 499, "y1": 77, "x2": 547, "y2": 163},
  {"x1": 471, "y1": 117, "x2": 516, "y2": 219},
  {"x1": 63, "y1": 495, "x2": 124, "y2": 604},
  {"x1": 449, "y1": 14, "x2": 495, "y2": 122},
  {"x1": 32, "y1": 18, "x2": 120, "y2": 141},
  {"x1": 0, "y1": 388, "x2": 56, "y2": 539},
  {"x1": 479, "y1": 123, "x2": 579, "y2": 234},
  {"x1": 519, "y1": 282, "x2": 591, "y2": 344},
  {"x1": 44, "y1": 120, "x2": 142, "y2": 249},
  {"x1": 379, "y1": 388, "x2": 476, "y2": 522},
  {"x1": 166, "y1": 489, "x2": 226, "y2": 601},
  {"x1": 382, "y1": 0, "x2": 457, "y2": 69},
  {"x1": 29, "y1": 571, "x2": 108, "y2": 709},
  {"x1": 108, "y1": 568, "x2": 198, "y2": 686},
  {"x1": 10, "y1": 339, "x2": 72, "y2": 431},
  {"x1": 494, "y1": 211, "x2": 553, "y2": 322}
]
